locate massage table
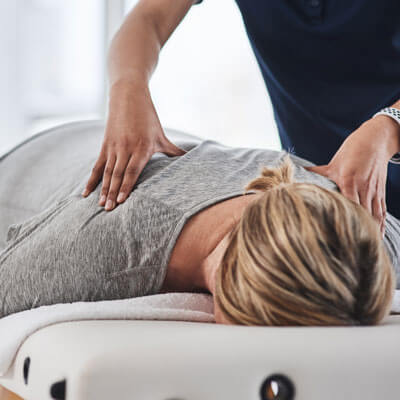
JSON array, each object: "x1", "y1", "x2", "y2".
[
  {"x1": 1, "y1": 121, "x2": 400, "y2": 399},
  {"x1": 0, "y1": 315, "x2": 400, "y2": 400}
]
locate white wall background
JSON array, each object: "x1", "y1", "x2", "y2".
[
  {"x1": 0, "y1": 0, "x2": 280, "y2": 155},
  {"x1": 0, "y1": 1, "x2": 23, "y2": 149},
  {"x1": 0, "y1": 0, "x2": 105, "y2": 153}
]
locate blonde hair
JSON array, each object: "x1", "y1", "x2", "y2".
[{"x1": 214, "y1": 154, "x2": 395, "y2": 326}]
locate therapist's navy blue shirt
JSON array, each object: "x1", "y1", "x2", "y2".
[{"x1": 196, "y1": 0, "x2": 400, "y2": 218}]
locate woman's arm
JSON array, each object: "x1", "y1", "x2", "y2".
[{"x1": 83, "y1": 0, "x2": 198, "y2": 211}]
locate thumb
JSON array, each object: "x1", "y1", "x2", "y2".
[
  {"x1": 304, "y1": 164, "x2": 330, "y2": 177},
  {"x1": 162, "y1": 138, "x2": 187, "y2": 157}
]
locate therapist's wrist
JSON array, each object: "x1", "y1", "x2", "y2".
[
  {"x1": 108, "y1": 77, "x2": 150, "y2": 109},
  {"x1": 372, "y1": 114, "x2": 400, "y2": 161}
]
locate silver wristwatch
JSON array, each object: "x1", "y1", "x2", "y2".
[{"x1": 373, "y1": 107, "x2": 400, "y2": 164}]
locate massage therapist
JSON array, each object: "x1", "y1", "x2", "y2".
[{"x1": 82, "y1": 0, "x2": 400, "y2": 235}]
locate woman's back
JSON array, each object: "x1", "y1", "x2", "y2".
[
  {"x1": 0, "y1": 120, "x2": 399, "y2": 318},
  {"x1": 0, "y1": 120, "x2": 201, "y2": 247}
]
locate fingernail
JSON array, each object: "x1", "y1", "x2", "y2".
[
  {"x1": 82, "y1": 189, "x2": 89, "y2": 197},
  {"x1": 105, "y1": 199, "x2": 113, "y2": 210},
  {"x1": 117, "y1": 192, "x2": 125, "y2": 203},
  {"x1": 99, "y1": 195, "x2": 106, "y2": 205}
]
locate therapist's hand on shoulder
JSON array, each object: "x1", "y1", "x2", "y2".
[
  {"x1": 306, "y1": 115, "x2": 400, "y2": 237},
  {"x1": 82, "y1": 81, "x2": 186, "y2": 211}
]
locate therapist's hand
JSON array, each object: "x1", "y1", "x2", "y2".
[
  {"x1": 82, "y1": 81, "x2": 186, "y2": 211},
  {"x1": 305, "y1": 116, "x2": 400, "y2": 236}
]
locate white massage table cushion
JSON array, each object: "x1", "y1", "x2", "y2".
[{"x1": 0, "y1": 316, "x2": 400, "y2": 400}]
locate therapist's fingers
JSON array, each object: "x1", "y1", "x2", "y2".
[
  {"x1": 116, "y1": 153, "x2": 150, "y2": 204},
  {"x1": 358, "y1": 183, "x2": 373, "y2": 216},
  {"x1": 104, "y1": 153, "x2": 130, "y2": 211},
  {"x1": 83, "y1": 152, "x2": 107, "y2": 197},
  {"x1": 304, "y1": 164, "x2": 329, "y2": 177},
  {"x1": 372, "y1": 188, "x2": 386, "y2": 237},
  {"x1": 381, "y1": 197, "x2": 387, "y2": 237},
  {"x1": 99, "y1": 154, "x2": 116, "y2": 207},
  {"x1": 338, "y1": 181, "x2": 360, "y2": 205},
  {"x1": 372, "y1": 195, "x2": 384, "y2": 237},
  {"x1": 372, "y1": 195, "x2": 384, "y2": 235}
]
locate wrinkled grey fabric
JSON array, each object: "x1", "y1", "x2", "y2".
[{"x1": 0, "y1": 120, "x2": 399, "y2": 318}]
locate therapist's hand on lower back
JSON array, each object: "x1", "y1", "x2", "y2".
[
  {"x1": 82, "y1": 81, "x2": 186, "y2": 211},
  {"x1": 80, "y1": 0, "x2": 196, "y2": 211},
  {"x1": 306, "y1": 114, "x2": 400, "y2": 237}
]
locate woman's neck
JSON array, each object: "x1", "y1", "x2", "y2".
[{"x1": 160, "y1": 193, "x2": 261, "y2": 294}]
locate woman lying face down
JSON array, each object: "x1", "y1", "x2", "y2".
[
  {"x1": 164, "y1": 155, "x2": 395, "y2": 326},
  {"x1": 1, "y1": 125, "x2": 397, "y2": 323}
]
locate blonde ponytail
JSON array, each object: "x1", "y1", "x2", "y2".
[{"x1": 244, "y1": 154, "x2": 294, "y2": 192}]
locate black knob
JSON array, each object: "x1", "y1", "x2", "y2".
[
  {"x1": 260, "y1": 374, "x2": 295, "y2": 400},
  {"x1": 50, "y1": 379, "x2": 66, "y2": 400}
]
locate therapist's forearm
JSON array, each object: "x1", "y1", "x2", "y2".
[
  {"x1": 107, "y1": 0, "x2": 194, "y2": 97},
  {"x1": 107, "y1": 7, "x2": 160, "y2": 93}
]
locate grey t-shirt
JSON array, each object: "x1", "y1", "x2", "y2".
[{"x1": 0, "y1": 120, "x2": 399, "y2": 318}]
